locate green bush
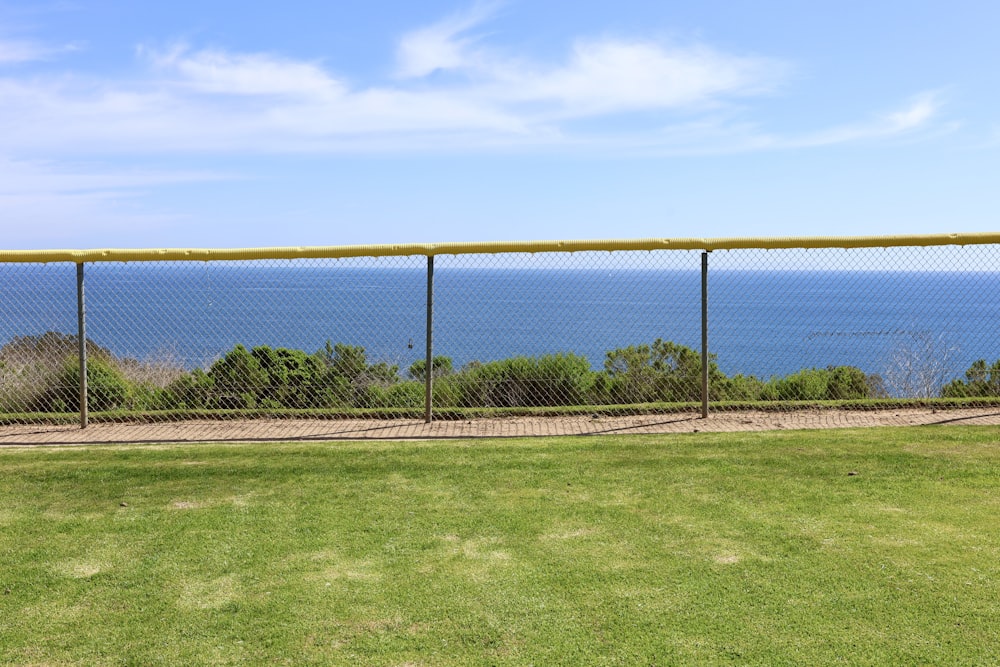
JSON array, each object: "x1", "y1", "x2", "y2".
[
  {"x1": 0, "y1": 332, "x2": 908, "y2": 415},
  {"x1": 0, "y1": 332, "x2": 123, "y2": 413},
  {"x1": 446, "y1": 354, "x2": 594, "y2": 408},
  {"x1": 760, "y1": 366, "x2": 874, "y2": 401},
  {"x1": 313, "y1": 341, "x2": 399, "y2": 406},
  {"x1": 317, "y1": 342, "x2": 367, "y2": 381},
  {"x1": 762, "y1": 368, "x2": 830, "y2": 401},
  {"x1": 208, "y1": 344, "x2": 268, "y2": 408},
  {"x1": 364, "y1": 381, "x2": 425, "y2": 409},
  {"x1": 602, "y1": 339, "x2": 722, "y2": 403},
  {"x1": 408, "y1": 356, "x2": 453, "y2": 381},
  {"x1": 156, "y1": 369, "x2": 215, "y2": 410},
  {"x1": 312, "y1": 373, "x2": 354, "y2": 409},
  {"x1": 826, "y1": 365, "x2": 873, "y2": 399},
  {"x1": 38, "y1": 358, "x2": 132, "y2": 413},
  {"x1": 942, "y1": 359, "x2": 1000, "y2": 398},
  {"x1": 252, "y1": 345, "x2": 326, "y2": 408},
  {"x1": 713, "y1": 374, "x2": 767, "y2": 401}
]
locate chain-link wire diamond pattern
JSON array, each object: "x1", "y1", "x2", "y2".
[{"x1": 1, "y1": 243, "x2": 998, "y2": 440}]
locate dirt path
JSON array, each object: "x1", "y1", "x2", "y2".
[{"x1": 1, "y1": 407, "x2": 999, "y2": 446}]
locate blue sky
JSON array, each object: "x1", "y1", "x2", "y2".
[{"x1": 1, "y1": 0, "x2": 997, "y2": 249}]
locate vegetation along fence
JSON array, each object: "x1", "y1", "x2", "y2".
[{"x1": 1, "y1": 233, "x2": 999, "y2": 437}]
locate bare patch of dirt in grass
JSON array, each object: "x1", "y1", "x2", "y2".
[
  {"x1": 55, "y1": 560, "x2": 105, "y2": 578},
  {"x1": 177, "y1": 575, "x2": 239, "y2": 610},
  {"x1": 540, "y1": 526, "x2": 599, "y2": 540},
  {"x1": 714, "y1": 554, "x2": 741, "y2": 565},
  {"x1": 299, "y1": 550, "x2": 383, "y2": 584},
  {"x1": 170, "y1": 500, "x2": 201, "y2": 510}
]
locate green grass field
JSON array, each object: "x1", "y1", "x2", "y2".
[{"x1": 1, "y1": 427, "x2": 998, "y2": 665}]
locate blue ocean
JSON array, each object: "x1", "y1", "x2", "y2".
[{"x1": 2, "y1": 264, "x2": 998, "y2": 382}]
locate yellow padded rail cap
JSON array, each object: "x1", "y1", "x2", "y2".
[{"x1": 1, "y1": 232, "x2": 998, "y2": 263}]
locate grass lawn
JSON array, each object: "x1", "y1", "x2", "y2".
[{"x1": 1, "y1": 427, "x2": 998, "y2": 665}]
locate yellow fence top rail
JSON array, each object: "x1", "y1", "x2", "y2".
[{"x1": 2, "y1": 232, "x2": 998, "y2": 263}]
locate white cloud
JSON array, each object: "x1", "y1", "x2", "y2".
[
  {"x1": 0, "y1": 157, "x2": 226, "y2": 193},
  {"x1": 0, "y1": 158, "x2": 228, "y2": 246},
  {"x1": 0, "y1": 39, "x2": 45, "y2": 64},
  {"x1": 0, "y1": 189, "x2": 173, "y2": 246},
  {"x1": 0, "y1": 6, "x2": 951, "y2": 158},
  {"x1": 0, "y1": 37, "x2": 77, "y2": 64},
  {"x1": 885, "y1": 92, "x2": 939, "y2": 131},
  {"x1": 395, "y1": 1, "x2": 500, "y2": 78},
  {"x1": 392, "y1": 4, "x2": 782, "y2": 119},
  {"x1": 144, "y1": 44, "x2": 346, "y2": 98},
  {"x1": 0, "y1": 43, "x2": 784, "y2": 154},
  {"x1": 538, "y1": 91, "x2": 950, "y2": 158},
  {"x1": 784, "y1": 92, "x2": 946, "y2": 148},
  {"x1": 490, "y1": 39, "x2": 783, "y2": 117}
]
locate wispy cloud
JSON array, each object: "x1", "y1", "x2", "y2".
[
  {"x1": 0, "y1": 157, "x2": 226, "y2": 193},
  {"x1": 534, "y1": 91, "x2": 950, "y2": 159},
  {"x1": 488, "y1": 39, "x2": 783, "y2": 118},
  {"x1": 392, "y1": 3, "x2": 783, "y2": 119},
  {"x1": 0, "y1": 158, "x2": 229, "y2": 246},
  {"x1": 0, "y1": 5, "x2": 951, "y2": 158},
  {"x1": 394, "y1": 0, "x2": 501, "y2": 78},
  {"x1": 143, "y1": 44, "x2": 346, "y2": 97},
  {"x1": 0, "y1": 37, "x2": 78, "y2": 64},
  {"x1": 783, "y1": 92, "x2": 947, "y2": 148}
]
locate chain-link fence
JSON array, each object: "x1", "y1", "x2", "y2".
[{"x1": 1, "y1": 236, "x2": 999, "y2": 442}]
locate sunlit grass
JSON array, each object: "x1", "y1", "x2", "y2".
[{"x1": 1, "y1": 427, "x2": 998, "y2": 665}]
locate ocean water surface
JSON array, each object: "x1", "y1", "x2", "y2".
[{"x1": 2, "y1": 263, "x2": 998, "y2": 382}]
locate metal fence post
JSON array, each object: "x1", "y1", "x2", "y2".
[
  {"x1": 76, "y1": 262, "x2": 88, "y2": 429},
  {"x1": 424, "y1": 255, "x2": 434, "y2": 423},
  {"x1": 701, "y1": 251, "x2": 709, "y2": 419}
]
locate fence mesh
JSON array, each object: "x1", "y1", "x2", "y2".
[{"x1": 1, "y1": 242, "x2": 999, "y2": 442}]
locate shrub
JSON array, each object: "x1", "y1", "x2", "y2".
[
  {"x1": 942, "y1": 359, "x2": 1000, "y2": 398},
  {"x1": 408, "y1": 356, "x2": 454, "y2": 381},
  {"x1": 713, "y1": 374, "x2": 767, "y2": 402},
  {"x1": 312, "y1": 373, "x2": 354, "y2": 408},
  {"x1": 38, "y1": 358, "x2": 132, "y2": 412},
  {"x1": 603, "y1": 339, "x2": 722, "y2": 403},
  {"x1": 0, "y1": 332, "x2": 121, "y2": 413},
  {"x1": 314, "y1": 341, "x2": 400, "y2": 407},
  {"x1": 251, "y1": 345, "x2": 325, "y2": 408},
  {"x1": 363, "y1": 381, "x2": 424, "y2": 409},
  {"x1": 365, "y1": 362, "x2": 400, "y2": 387},
  {"x1": 156, "y1": 369, "x2": 215, "y2": 410},
  {"x1": 826, "y1": 365, "x2": 871, "y2": 400},
  {"x1": 0, "y1": 331, "x2": 116, "y2": 369},
  {"x1": 317, "y1": 342, "x2": 367, "y2": 381},
  {"x1": 0, "y1": 332, "x2": 907, "y2": 415},
  {"x1": 0, "y1": 359, "x2": 47, "y2": 412},
  {"x1": 449, "y1": 354, "x2": 594, "y2": 408},
  {"x1": 208, "y1": 344, "x2": 268, "y2": 407},
  {"x1": 763, "y1": 368, "x2": 830, "y2": 401},
  {"x1": 760, "y1": 366, "x2": 874, "y2": 401}
]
